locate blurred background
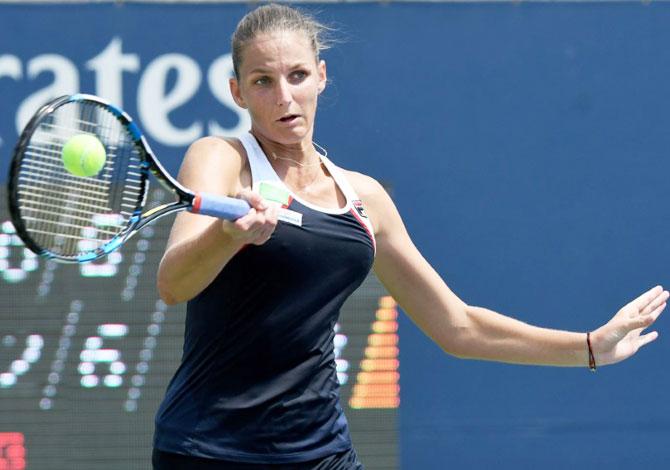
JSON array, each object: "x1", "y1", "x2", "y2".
[{"x1": 1, "y1": 1, "x2": 670, "y2": 469}]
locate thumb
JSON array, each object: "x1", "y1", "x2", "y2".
[
  {"x1": 237, "y1": 189, "x2": 267, "y2": 211},
  {"x1": 639, "y1": 331, "x2": 659, "y2": 348}
]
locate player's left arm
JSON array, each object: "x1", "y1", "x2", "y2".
[{"x1": 347, "y1": 171, "x2": 667, "y2": 367}]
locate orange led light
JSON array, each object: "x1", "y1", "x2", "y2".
[
  {"x1": 364, "y1": 346, "x2": 399, "y2": 358},
  {"x1": 360, "y1": 359, "x2": 399, "y2": 372},
  {"x1": 369, "y1": 334, "x2": 398, "y2": 347},
  {"x1": 350, "y1": 295, "x2": 401, "y2": 409},
  {"x1": 356, "y1": 371, "x2": 399, "y2": 384},
  {"x1": 375, "y1": 308, "x2": 398, "y2": 321},
  {"x1": 378, "y1": 296, "x2": 397, "y2": 309},
  {"x1": 353, "y1": 384, "x2": 400, "y2": 397},
  {"x1": 372, "y1": 321, "x2": 398, "y2": 334},
  {"x1": 350, "y1": 396, "x2": 400, "y2": 409}
]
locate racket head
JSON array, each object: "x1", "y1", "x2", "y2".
[{"x1": 8, "y1": 94, "x2": 152, "y2": 263}]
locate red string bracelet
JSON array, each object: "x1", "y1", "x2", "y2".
[{"x1": 587, "y1": 332, "x2": 597, "y2": 372}]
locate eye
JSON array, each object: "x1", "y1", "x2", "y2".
[
  {"x1": 253, "y1": 76, "x2": 271, "y2": 86},
  {"x1": 289, "y1": 70, "x2": 308, "y2": 83}
]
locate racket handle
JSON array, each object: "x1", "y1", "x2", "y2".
[{"x1": 192, "y1": 192, "x2": 251, "y2": 220}]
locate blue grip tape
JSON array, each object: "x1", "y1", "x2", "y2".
[{"x1": 193, "y1": 193, "x2": 250, "y2": 220}]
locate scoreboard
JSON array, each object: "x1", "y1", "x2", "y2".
[{"x1": 0, "y1": 187, "x2": 398, "y2": 469}]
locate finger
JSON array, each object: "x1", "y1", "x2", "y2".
[
  {"x1": 640, "y1": 290, "x2": 670, "y2": 316},
  {"x1": 262, "y1": 212, "x2": 279, "y2": 239},
  {"x1": 246, "y1": 220, "x2": 269, "y2": 237},
  {"x1": 266, "y1": 204, "x2": 279, "y2": 226},
  {"x1": 252, "y1": 205, "x2": 277, "y2": 234},
  {"x1": 237, "y1": 189, "x2": 267, "y2": 211},
  {"x1": 627, "y1": 309, "x2": 660, "y2": 331},
  {"x1": 631, "y1": 285, "x2": 664, "y2": 312},
  {"x1": 234, "y1": 208, "x2": 259, "y2": 231},
  {"x1": 241, "y1": 212, "x2": 273, "y2": 235},
  {"x1": 638, "y1": 331, "x2": 659, "y2": 348},
  {"x1": 646, "y1": 302, "x2": 666, "y2": 323},
  {"x1": 253, "y1": 219, "x2": 278, "y2": 244}
]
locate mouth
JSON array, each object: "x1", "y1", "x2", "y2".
[{"x1": 277, "y1": 114, "x2": 300, "y2": 123}]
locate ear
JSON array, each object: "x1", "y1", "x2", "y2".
[
  {"x1": 317, "y1": 60, "x2": 327, "y2": 94},
  {"x1": 229, "y1": 77, "x2": 247, "y2": 109}
]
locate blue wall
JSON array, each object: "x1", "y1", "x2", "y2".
[{"x1": 2, "y1": 2, "x2": 670, "y2": 468}]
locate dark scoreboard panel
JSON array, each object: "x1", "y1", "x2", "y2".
[{"x1": 0, "y1": 187, "x2": 398, "y2": 470}]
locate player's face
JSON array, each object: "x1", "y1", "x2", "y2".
[{"x1": 230, "y1": 30, "x2": 327, "y2": 146}]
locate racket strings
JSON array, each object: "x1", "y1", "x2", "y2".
[{"x1": 14, "y1": 100, "x2": 146, "y2": 258}]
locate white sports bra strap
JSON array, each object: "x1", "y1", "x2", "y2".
[
  {"x1": 318, "y1": 155, "x2": 359, "y2": 203},
  {"x1": 238, "y1": 133, "x2": 281, "y2": 189},
  {"x1": 320, "y1": 155, "x2": 376, "y2": 252}
]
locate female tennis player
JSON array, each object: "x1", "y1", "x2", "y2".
[{"x1": 152, "y1": 4, "x2": 667, "y2": 469}]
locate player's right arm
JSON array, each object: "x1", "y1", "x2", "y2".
[
  {"x1": 156, "y1": 137, "x2": 277, "y2": 305},
  {"x1": 350, "y1": 172, "x2": 666, "y2": 368}
]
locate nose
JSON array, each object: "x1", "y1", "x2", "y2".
[{"x1": 275, "y1": 77, "x2": 292, "y2": 107}]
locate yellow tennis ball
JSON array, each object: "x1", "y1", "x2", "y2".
[{"x1": 61, "y1": 134, "x2": 107, "y2": 177}]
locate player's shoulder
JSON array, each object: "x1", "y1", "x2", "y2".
[
  {"x1": 186, "y1": 136, "x2": 244, "y2": 160},
  {"x1": 340, "y1": 168, "x2": 387, "y2": 200},
  {"x1": 181, "y1": 136, "x2": 249, "y2": 174},
  {"x1": 340, "y1": 167, "x2": 383, "y2": 197},
  {"x1": 178, "y1": 136, "x2": 249, "y2": 190},
  {"x1": 339, "y1": 168, "x2": 395, "y2": 235}
]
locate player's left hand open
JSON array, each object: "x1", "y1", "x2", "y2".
[{"x1": 590, "y1": 285, "x2": 668, "y2": 366}]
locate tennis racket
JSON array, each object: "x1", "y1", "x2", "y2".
[{"x1": 8, "y1": 93, "x2": 250, "y2": 263}]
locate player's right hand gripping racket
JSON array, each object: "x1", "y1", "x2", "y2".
[{"x1": 8, "y1": 93, "x2": 251, "y2": 263}]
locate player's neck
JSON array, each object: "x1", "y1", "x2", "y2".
[{"x1": 251, "y1": 131, "x2": 320, "y2": 167}]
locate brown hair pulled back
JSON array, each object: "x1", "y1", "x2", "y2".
[{"x1": 231, "y1": 3, "x2": 332, "y2": 79}]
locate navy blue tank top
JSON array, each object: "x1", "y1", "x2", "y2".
[{"x1": 153, "y1": 133, "x2": 376, "y2": 463}]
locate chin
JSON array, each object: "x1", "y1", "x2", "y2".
[
  {"x1": 252, "y1": 121, "x2": 313, "y2": 146},
  {"x1": 272, "y1": 127, "x2": 311, "y2": 145}
]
